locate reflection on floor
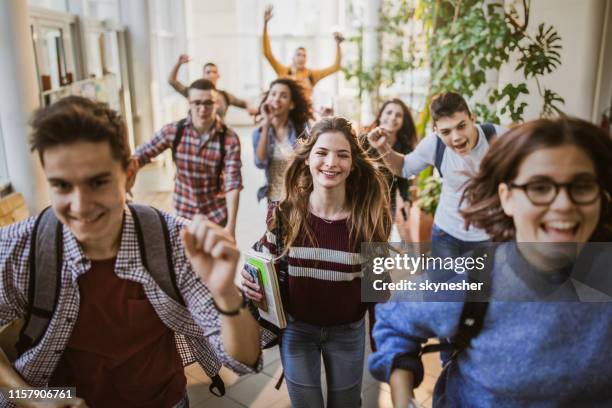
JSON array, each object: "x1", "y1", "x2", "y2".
[{"x1": 132, "y1": 126, "x2": 438, "y2": 407}]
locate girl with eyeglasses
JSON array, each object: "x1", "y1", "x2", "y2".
[
  {"x1": 368, "y1": 117, "x2": 612, "y2": 407},
  {"x1": 252, "y1": 78, "x2": 314, "y2": 202},
  {"x1": 243, "y1": 117, "x2": 391, "y2": 407}
]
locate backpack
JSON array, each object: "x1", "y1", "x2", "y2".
[
  {"x1": 420, "y1": 246, "x2": 494, "y2": 360},
  {"x1": 172, "y1": 119, "x2": 227, "y2": 192},
  {"x1": 14, "y1": 204, "x2": 226, "y2": 397},
  {"x1": 434, "y1": 123, "x2": 497, "y2": 177}
]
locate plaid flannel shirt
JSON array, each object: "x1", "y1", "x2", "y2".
[
  {"x1": 0, "y1": 207, "x2": 261, "y2": 407},
  {"x1": 134, "y1": 116, "x2": 242, "y2": 223}
]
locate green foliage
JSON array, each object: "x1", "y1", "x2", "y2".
[
  {"x1": 343, "y1": 0, "x2": 565, "y2": 121},
  {"x1": 343, "y1": 0, "x2": 565, "y2": 214},
  {"x1": 415, "y1": 174, "x2": 442, "y2": 215}
]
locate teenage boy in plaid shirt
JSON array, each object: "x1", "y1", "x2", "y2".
[
  {"x1": 134, "y1": 79, "x2": 242, "y2": 238},
  {"x1": 0, "y1": 96, "x2": 262, "y2": 408}
]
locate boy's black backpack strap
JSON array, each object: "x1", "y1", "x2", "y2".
[
  {"x1": 215, "y1": 124, "x2": 227, "y2": 192},
  {"x1": 128, "y1": 204, "x2": 185, "y2": 307},
  {"x1": 16, "y1": 207, "x2": 63, "y2": 356},
  {"x1": 171, "y1": 118, "x2": 188, "y2": 163},
  {"x1": 421, "y1": 246, "x2": 494, "y2": 358},
  {"x1": 274, "y1": 205, "x2": 290, "y2": 307},
  {"x1": 480, "y1": 123, "x2": 496, "y2": 142},
  {"x1": 434, "y1": 136, "x2": 447, "y2": 177}
]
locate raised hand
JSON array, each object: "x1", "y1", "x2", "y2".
[
  {"x1": 177, "y1": 54, "x2": 191, "y2": 65},
  {"x1": 333, "y1": 31, "x2": 345, "y2": 44},
  {"x1": 260, "y1": 102, "x2": 274, "y2": 124},
  {"x1": 264, "y1": 5, "x2": 273, "y2": 23},
  {"x1": 181, "y1": 216, "x2": 240, "y2": 299},
  {"x1": 367, "y1": 126, "x2": 390, "y2": 151}
]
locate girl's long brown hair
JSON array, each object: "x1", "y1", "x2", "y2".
[
  {"x1": 274, "y1": 117, "x2": 392, "y2": 253},
  {"x1": 461, "y1": 117, "x2": 612, "y2": 242}
]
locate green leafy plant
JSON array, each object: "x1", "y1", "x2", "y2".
[{"x1": 415, "y1": 174, "x2": 442, "y2": 215}]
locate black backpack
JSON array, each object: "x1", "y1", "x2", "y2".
[
  {"x1": 15, "y1": 204, "x2": 226, "y2": 397},
  {"x1": 172, "y1": 119, "x2": 227, "y2": 192},
  {"x1": 434, "y1": 123, "x2": 496, "y2": 177}
]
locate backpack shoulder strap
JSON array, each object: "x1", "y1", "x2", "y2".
[
  {"x1": 273, "y1": 205, "x2": 289, "y2": 308},
  {"x1": 480, "y1": 123, "x2": 497, "y2": 142},
  {"x1": 434, "y1": 136, "x2": 447, "y2": 177},
  {"x1": 216, "y1": 124, "x2": 227, "y2": 192},
  {"x1": 129, "y1": 204, "x2": 185, "y2": 306},
  {"x1": 16, "y1": 207, "x2": 63, "y2": 356},
  {"x1": 421, "y1": 246, "x2": 494, "y2": 357},
  {"x1": 171, "y1": 118, "x2": 188, "y2": 163}
]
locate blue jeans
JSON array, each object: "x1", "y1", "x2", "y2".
[
  {"x1": 431, "y1": 224, "x2": 489, "y2": 259},
  {"x1": 280, "y1": 315, "x2": 365, "y2": 408}
]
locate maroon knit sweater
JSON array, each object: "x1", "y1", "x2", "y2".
[{"x1": 260, "y1": 204, "x2": 367, "y2": 326}]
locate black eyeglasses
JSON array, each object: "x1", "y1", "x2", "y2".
[
  {"x1": 189, "y1": 100, "x2": 215, "y2": 108},
  {"x1": 508, "y1": 178, "x2": 601, "y2": 206}
]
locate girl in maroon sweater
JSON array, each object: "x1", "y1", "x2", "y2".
[{"x1": 242, "y1": 117, "x2": 391, "y2": 407}]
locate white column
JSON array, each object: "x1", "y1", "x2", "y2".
[
  {"x1": 0, "y1": 0, "x2": 49, "y2": 212},
  {"x1": 120, "y1": 0, "x2": 155, "y2": 145},
  {"x1": 360, "y1": 0, "x2": 381, "y2": 124}
]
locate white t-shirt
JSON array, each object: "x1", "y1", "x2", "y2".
[{"x1": 401, "y1": 124, "x2": 507, "y2": 241}]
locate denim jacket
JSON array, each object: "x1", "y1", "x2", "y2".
[{"x1": 251, "y1": 121, "x2": 299, "y2": 201}]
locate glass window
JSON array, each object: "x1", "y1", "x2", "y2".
[
  {"x1": 86, "y1": 31, "x2": 103, "y2": 78},
  {"x1": 28, "y1": 0, "x2": 69, "y2": 13}
]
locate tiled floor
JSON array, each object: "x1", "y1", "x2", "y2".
[{"x1": 132, "y1": 126, "x2": 440, "y2": 407}]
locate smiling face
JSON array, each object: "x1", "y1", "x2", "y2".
[
  {"x1": 434, "y1": 111, "x2": 479, "y2": 155},
  {"x1": 266, "y1": 83, "x2": 294, "y2": 117},
  {"x1": 306, "y1": 131, "x2": 353, "y2": 192},
  {"x1": 379, "y1": 103, "x2": 404, "y2": 136},
  {"x1": 499, "y1": 145, "x2": 601, "y2": 244},
  {"x1": 43, "y1": 141, "x2": 135, "y2": 257}
]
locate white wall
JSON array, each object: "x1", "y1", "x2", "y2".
[
  {"x1": 184, "y1": 0, "x2": 343, "y2": 125},
  {"x1": 498, "y1": 0, "x2": 609, "y2": 122}
]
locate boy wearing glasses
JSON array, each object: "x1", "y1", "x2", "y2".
[
  {"x1": 368, "y1": 92, "x2": 507, "y2": 259},
  {"x1": 134, "y1": 79, "x2": 242, "y2": 238}
]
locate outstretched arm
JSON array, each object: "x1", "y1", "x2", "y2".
[
  {"x1": 262, "y1": 5, "x2": 288, "y2": 76},
  {"x1": 168, "y1": 54, "x2": 190, "y2": 97},
  {"x1": 367, "y1": 127, "x2": 406, "y2": 177},
  {"x1": 310, "y1": 32, "x2": 344, "y2": 85}
]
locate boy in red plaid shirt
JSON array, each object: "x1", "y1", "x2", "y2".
[{"x1": 134, "y1": 79, "x2": 242, "y2": 237}]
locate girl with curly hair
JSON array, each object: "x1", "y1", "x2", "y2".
[
  {"x1": 252, "y1": 78, "x2": 314, "y2": 202},
  {"x1": 369, "y1": 117, "x2": 612, "y2": 407},
  {"x1": 243, "y1": 117, "x2": 391, "y2": 407},
  {"x1": 365, "y1": 99, "x2": 418, "y2": 239}
]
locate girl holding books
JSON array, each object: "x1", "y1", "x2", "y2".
[
  {"x1": 252, "y1": 78, "x2": 313, "y2": 202},
  {"x1": 369, "y1": 117, "x2": 612, "y2": 407},
  {"x1": 243, "y1": 117, "x2": 391, "y2": 407}
]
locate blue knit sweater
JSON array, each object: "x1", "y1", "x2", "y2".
[{"x1": 368, "y1": 243, "x2": 612, "y2": 407}]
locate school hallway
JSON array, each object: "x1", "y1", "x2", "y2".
[{"x1": 132, "y1": 125, "x2": 440, "y2": 408}]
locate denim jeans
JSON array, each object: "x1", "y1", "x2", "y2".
[
  {"x1": 280, "y1": 315, "x2": 365, "y2": 408},
  {"x1": 431, "y1": 224, "x2": 489, "y2": 259}
]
